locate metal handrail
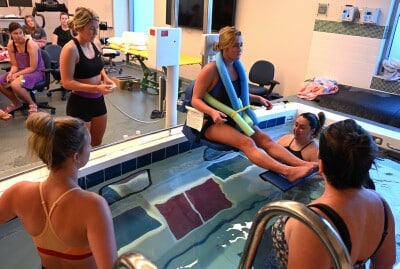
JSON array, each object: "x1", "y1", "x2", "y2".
[
  {"x1": 113, "y1": 252, "x2": 157, "y2": 269},
  {"x1": 238, "y1": 200, "x2": 353, "y2": 269}
]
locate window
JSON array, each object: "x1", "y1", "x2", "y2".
[
  {"x1": 389, "y1": 14, "x2": 400, "y2": 60},
  {"x1": 385, "y1": 1, "x2": 400, "y2": 60}
]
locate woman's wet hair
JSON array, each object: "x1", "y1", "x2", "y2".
[
  {"x1": 26, "y1": 112, "x2": 89, "y2": 170},
  {"x1": 67, "y1": 7, "x2": 99, "y2": 32},
  {"x1": 299, "y1": 112, "x2": 326, "y2": 137},
  {"x1": 213, "y1": 26, "x2": 241, "y2": 51},
  {"x1": 319, "y1": 119, "x2": 378, "y2": 189}
]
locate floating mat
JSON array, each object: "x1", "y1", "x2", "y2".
[
  {"x1": 156, "y1": 178, "x2": 232, "y2": 239},
  {"x1": 259, "y1": 170, "x2": 320, "y2": 192},
  {"x1": 186, "y1": 178, "x2": 232, "y2": 221},
  {"x1": 206, "y1": 155, "x2": 252, "y2": 180},
  {"x1": 113, "y1": 206, "x2": 161, "y2": 248}
]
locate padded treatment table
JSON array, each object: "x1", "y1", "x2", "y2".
[{"x1": 315, "y1": 84, "x2": 400, "y2": 128}]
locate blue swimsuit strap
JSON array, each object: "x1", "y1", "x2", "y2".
[{"x1": 215, "y1": 52, "x2": 258, "y2": 125}]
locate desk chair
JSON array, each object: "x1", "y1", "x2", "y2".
[
  {"x1": 102, "y1": 48, "x2": 123, "y2": 74},
  {"x1": 9, "y1": 49, "x2": 56, "y2": 115},
  {"x1": 44, "y1": 44, "x2": 70, "y2": 100},
  {"x1": 248, "y1": 60, "x2": 282, "y2": 100},
  {"x1": 181, "y1": 81, "x2": 237, "y2": 161}
]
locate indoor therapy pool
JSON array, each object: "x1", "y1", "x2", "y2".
[{"x1": 0, "y1": 101, "x2": 399, "y2": 268}]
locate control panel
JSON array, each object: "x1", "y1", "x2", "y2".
[
  {"x1": 361, "y1": 8, "x2": 380, "y2": 24},
  {"x1": 340, "y1": 5, "x2": 359, "y2": 22}
]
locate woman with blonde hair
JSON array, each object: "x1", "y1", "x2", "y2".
[
  {"x1": 191, "y1": 26, "x2": 316, "y2": 181},
  {"x1": 0, "y1": 112, "x2": 118, "y2": 269},
  {"x1": 60, "y1": 7, "x2": 114, "y2": 147}
]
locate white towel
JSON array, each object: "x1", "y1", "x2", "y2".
[{"x1": 382, "y1": 58, "x2": 400, "y2": 81}]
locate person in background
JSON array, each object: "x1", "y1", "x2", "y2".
[
  {"x1": 0, "y1": 22, "x2": 44, "y2": 116},
  {"x1": 277, "y1": 112, "x2": 326, "y2": 162},
  {"x1": 271, "y1": 119, "x2": 396, "y2": 268},
  {"x1": 52, "y1": 12, "x2": 74, "y2": 47},
  {"x1": 22, "y1": 15, "x2": 47, "y2": 48},
  {"x1": 0, "y1": 112, "x2": 118, "y2": 269},
  {"x1": 191, "y1": 26, "x2": 316, "y2": 182},
  {"x1": 60, "y1": 7, "x2": 114, "y2": 147}
]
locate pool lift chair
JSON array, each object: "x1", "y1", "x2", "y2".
[{"x1": 180, "y1": 81, "x2": 238, "y2": 161}]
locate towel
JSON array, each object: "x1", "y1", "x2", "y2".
[
  {"x1": 297, "y1": 77, "x2": 338, "y2": 101},
  {"x1": 382, "y1": 58, "x2": 400, "y2": 81}
]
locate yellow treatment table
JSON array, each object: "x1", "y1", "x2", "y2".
[{"x1": 108, "y1": 43, "x2": 201, "y2": 94}]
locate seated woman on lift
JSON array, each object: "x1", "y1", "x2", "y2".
[{"x1": 191, "y1": 26, "x2": 315, "y2": 182}]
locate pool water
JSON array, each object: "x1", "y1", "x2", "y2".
[
  {"x1": 0, "y1": 124, "x2": 399, "y2": 268},
  {"x1": 103, "y1": 144, "x2": 399, "y2": 268}
]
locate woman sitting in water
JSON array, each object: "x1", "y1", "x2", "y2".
[
  {"x1": 277, "y1": 112, "x2": 325, "y2": 162},
  {"x1": 271, "y1": 119, "x2": 396, "y2": 268}
]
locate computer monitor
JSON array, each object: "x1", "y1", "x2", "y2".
[
  {"x1": 8, "y1": 0, "x2": 33, "y2": 7},
  {"x1": 0, "y1": 0, "x2": 8, "y2": 7}
]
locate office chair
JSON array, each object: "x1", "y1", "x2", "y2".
[
  {"x1": 44, "y1": 44, "x2": 70, "y2": 100},
  {"x1": 181, "y1": 81, "x2": 237, "y2": 161},
  {"x1": 248, "y1": 60, "x2": 282, "y2": 100},
  {"x1": 8, "y1": 49, "x2": 56, "y2": 115},
  {"x1": 103, "y1": 48, "x2": 123, "y2": 74}
]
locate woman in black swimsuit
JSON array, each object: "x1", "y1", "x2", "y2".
[
  {"x1": 278, "y1": 112, "x2": 325, "y2": 162},
  {"x1": 271, "y1": 119, "x2": 396, "y2": 268}
]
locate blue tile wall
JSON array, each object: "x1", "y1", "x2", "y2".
[{"x1": 81, "y1": 116, "x2": 286, "y2": 189}]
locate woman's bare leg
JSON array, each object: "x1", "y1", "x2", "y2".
[
  {"x1": 205, "y1": 124, "x2": 314, "y2": 181},
  {"x1": 88, "y1": 114, "x2": 107, "y2": 147},
  {"x1": 0, "y1": 84, "x2": 21, "y2": 105},
  {"x1": 9, "y1": 80, "x2": 35, "y2": 106}
]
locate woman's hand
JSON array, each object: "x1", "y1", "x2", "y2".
[
  {"x1": 211, "y1": 109, "x2": 227, "y2": 124},
  {"x1": 6, "y1": 72, "x2": 19, "y2": 83},
  {"x1": 258, "y1": 96, "x2": 273, "y2": 110},
  {"x1": 98, "y1": 84, "x2": 114, "y2": 95}
]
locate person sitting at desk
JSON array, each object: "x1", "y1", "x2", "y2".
[
  {"x1": 22, "y1": 15, "x2": 47, "y2": 48},
  {"x1": 52, "y1": 12, "x2": 74, "y2": 47},
  {"x1": 191, "y1": 26, "x2": 316, "y2": 182},
  {"x1": 0, "y1": 22, "x2": 44, "y2": 116}
]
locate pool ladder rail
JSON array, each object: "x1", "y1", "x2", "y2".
[
  {"x1": 113, "y1": 252, "x2": 158, "y2": 269},
  {"x1": 238, "y1": 200, "x2": 353, "y2": 269}
]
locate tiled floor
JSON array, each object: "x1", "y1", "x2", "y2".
[{"x1": 0, "y1": 62, "x2": 190, "y2": 178}]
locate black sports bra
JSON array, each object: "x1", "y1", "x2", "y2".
[{"x1": 73, "y1": 38, "x2": 103, "y2": 79}]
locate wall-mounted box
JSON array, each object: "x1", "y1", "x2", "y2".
[
  {"x1": 361, "y1": 8, "x2": 380, "y2": 24},
  {"x1": 340, "y1": 6, "x2": 359, "y2": 22},
  {"x1": 147, "y1": 27, "x2": 181, "y2": 67}
]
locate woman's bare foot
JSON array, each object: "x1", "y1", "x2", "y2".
[{"x1": 284, "y1": 165, "x2": 315, "y2": 182}]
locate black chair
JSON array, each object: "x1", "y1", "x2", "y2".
[
  {"x1": 9, "y1": 49, "x2": 56, "y2": 115},
  {"x1": 248, "y1": 60, "x2": 282, "y2": 100},
  {"x1": 181, "y1": 81, "x2": 237, "y2": 161},
  {"x1": 102, "y1": 47, "x2": 123, "y2": 74},
  {"x1": 44, "y1": 44, "x2": 70, "y2": 100}
]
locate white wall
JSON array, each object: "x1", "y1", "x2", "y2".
[
  {"x1": 2, "y1": 0, "x2": 394, "y2": 96},
  {"x1": 154, "y1": 0, "x2": 394, "y2": 97}
]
